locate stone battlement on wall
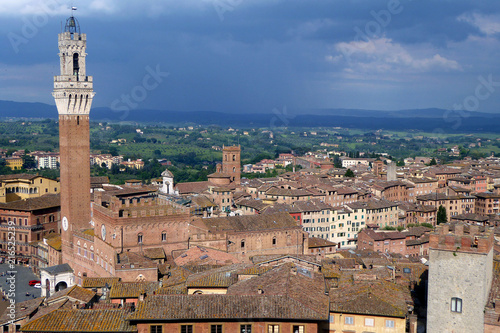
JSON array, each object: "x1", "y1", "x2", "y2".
[{"x1": 429, "y1": 222, "x2": 494, "y2": 254}]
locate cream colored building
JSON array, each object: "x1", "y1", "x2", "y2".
[{"x1": 330, "y1": 205, "x2": 366, "y2": 248}]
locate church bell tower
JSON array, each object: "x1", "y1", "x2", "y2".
[{"x1": 53, "y1": 15, "x2": 95, "y2": 263}]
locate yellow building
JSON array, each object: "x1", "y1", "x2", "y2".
[
  {"x1": 328, "y1": 280, "x2": 411, "y2": 333},
  {"x1": 5, "y1": 157, "x2": 23, "y2": 170},
  {"x1": 0, "y1": 174, "x2": 60, "y2": 203}
]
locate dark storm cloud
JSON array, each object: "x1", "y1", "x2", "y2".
[{"x1": 0, "y1": 0, "x2": 499, "y2": 113}]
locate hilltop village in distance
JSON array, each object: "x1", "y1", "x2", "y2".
[{"x1": 2, "y1": 13, "x2": 500, "y2": 333}]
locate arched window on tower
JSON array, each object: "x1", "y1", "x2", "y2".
[
  {"x1": 233, "y1": 155, "x2": 236, "y2": 161},
  {"x1": 73, "y1": 53, "x2": 79, "y2": 76}
]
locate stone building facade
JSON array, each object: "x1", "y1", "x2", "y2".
[{"x1": 427, "y1": 223, "x2": 494, "y2": 332}]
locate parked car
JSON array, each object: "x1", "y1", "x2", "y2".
[
  {"x1": 33, "y1": 283, "x2": 41, "y2": 289},
  {"x1": 29, "y1": 280, "x2": 40, "y2": 286}
]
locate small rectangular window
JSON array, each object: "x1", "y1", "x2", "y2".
[
  {"x1": 345, "y1": 316, "x2": 354, "y2": 325},
  {"x1": 268, "y1": 325, "x2": 279, "y2": 333},
  {"x1": 292, "y1": 325, "x2": 304, "y2": 333},
  {"x1": 150, "y1": 325, "x2": 162, "y2": 333},
  {"x1": 180, "y1": 325, "x2": 193, "y2": 333},
  {"x1": 451, "y1": 297, "x2": 462, "y2": 313},
  {"x1": 365, "y1": 318, "x2": 374, "y2": 326},
  {"x1": 240, "y1": 324, "x2": 252, "y2": 333},
  {"x1": 211, "y1": 325, "x2": 222, "y2": 333},
  {"x1": 386, "y1": 320, "x2": 395, "y2": 328}
]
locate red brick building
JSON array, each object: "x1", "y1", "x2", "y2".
[
  {"x1": 357, "y1": 229, "x2": 407, "y2": 255},
  {"x1": 0, "y1": 194, "x2": 60, "y2": 265}
]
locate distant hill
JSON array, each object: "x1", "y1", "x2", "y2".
[{"x1": 1, "y1": 100, "x2": 499, "y2": 132}]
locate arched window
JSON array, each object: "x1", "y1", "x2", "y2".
[
  {"x1": 241, "y1": 239, "x2": 245, "y2": 248},
  {"x1": 272, "y1": 236, "x2": 277, "y2": 246},
  {"x1": 161, "y1": 231, "x2": 167, "y2": 242},
  {"x1": 233, "y1": 155, "x2": 236, "y2": 161},
  {"x1": 138, "y1": 233, "x2": 143, "y2": 244},
  {"x1": 73, "y1": 53, "x2": 79, "y2": 75}
]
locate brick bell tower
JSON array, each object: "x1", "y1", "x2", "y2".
[
  {"x1": 53, "y1": 15, "x2": 95, "y2": 264},
  {"x1": 222, "y1": 145, "x2": 241, "y2": 184}
]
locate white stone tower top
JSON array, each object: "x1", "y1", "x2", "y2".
[{"x1": 52, "y1": 16, "x2": 95, "y2": 115}]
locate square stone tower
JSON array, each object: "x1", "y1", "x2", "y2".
[
  {"x1": 427, "y1": 223, "x2": 494, "y2": 332},
  {"x1": 52, "y1": 16, "x2": 95, "y2": 264}
]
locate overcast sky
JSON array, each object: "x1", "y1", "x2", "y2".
[{"x1": 1, "y1": 0, "x2": 500, "y2": 114}]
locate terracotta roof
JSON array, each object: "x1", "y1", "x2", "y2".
[
  {"x1": 329, "y1": 281, "x2": 411, "y2": 318},
  {"x1": 250, "y1": 254, "x2": 319, "y2": 265},
  {"x1": 156, "y1": 284, "x2": 187, "y2": 295},
  {"x1": 186, "y1": 271, "x2": 238, "y2": 288},
  {"x1": 236, "y1": 265, "x2": 273, "y2": 276},
  {"x1": 0, "y1": 194, "x2": 60, "y2": 211},
  {"x1": 45, "y1": 235, "x2": 62, "y2": 251},
  {"x1": 174, "y1": 246, "x2": 240, "y2": 266},
  {"x1": 235, "y1": 198, "x2": 269, "y2": 211},
  {"x1": 0, "y1": 173, "x2": 39, "y2": 181},
  {"x1": 404, "y1": 226, "x2": 433, "y2": 237},
  {"x1": 82, "y1": 277, "x2": 120, "y2": 289},
  {"x1": 416, "y1": 193, "x2": 474, "y2": 201},
  {"x1": 207, "y1": 172, "x2": 231, "y2": 179},
  {"x1": 201, "y1": 212, "x2": 300, "y2": 232},
  {"x1": 83, "y1": 229, "x2": 94, "y2": 237},
  {"x1": 109, "y1": 282, "x2": 159, "y2": 299},
  {"x1": 0, "y1": 297, "x2": 44, "y2": 325},
  {"x1": 347, "y1": 199, "x2": 398, "y2": 210},
  {"x1": 452, "y1": 213, "x2": 489, "y2": 223},
  {"x1": 308, "y1": 237, "x2": 337, "y2": 248},
  {"x1": 46, "y1": 285, "x2": 96, "y2": 304},
  {"x1": 265, "y1": 187, "x2": 312, "y2": 197},
  {"x1": 90, "y1": 176, "x2": 109, "y2": 185},
  {"x1": 143, "y1": 247, "x2": 166, "y2": 260},
  {"x1": 129, "y1": 294, "x2": 327, "y2": 321},
  {"x1": 189, "y1": 195, "x2": 217, "y2": 208},
  {"x1": 21, "y1": 309, "x2": 136, "y2": 332},
  {"x1": 115, "y1": 251, "x2": 157, "y2": 270},
  {"x1": 176, "y1": 181, "x2": 210, "y2": 194},
  {"x1": 161, "y1": 266, "x2": 191, "y2": 287},
  {"x1": 227, "y1": 263, "x2": 328, "y2": 317}
]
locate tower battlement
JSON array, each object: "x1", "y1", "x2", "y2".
[{"x1": 429, "y1": 222, "x2": 494, "y2": 254}]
